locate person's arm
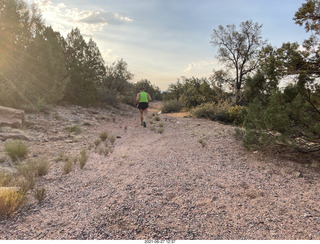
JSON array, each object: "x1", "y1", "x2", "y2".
[
  {"x1": 147, "y1": 93, "x2": 152, "y2": 102},
  {"x1": 135, "y1": 93, "x2": 140, "y2": 105}
]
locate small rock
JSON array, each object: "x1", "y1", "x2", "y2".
[{"x1": 295, "y1": 172, "x2": 303, "y2": 178}]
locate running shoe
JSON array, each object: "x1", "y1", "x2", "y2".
[{"x1": 143, "y1": 121, "x2": 146, "y2": 127}]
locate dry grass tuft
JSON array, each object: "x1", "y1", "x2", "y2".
[
  {"x1": 0, "y1": 188, "x2": 26, "y2": 216},
  {"x1": 62, "y1": 159, "x2": 73, "y2": 175},
  {"x1": 99, "y1": 131, "x2": 109, "y2": 141},
  {"x1": 33, "y1": 187, "x2": 46, "y2": 204},
  {"x1": 4, "y1": 140, "x2": 28, "y2": 162},
  {"x1": 79, "y1": 148, "x2": 89, "y2": 169}
]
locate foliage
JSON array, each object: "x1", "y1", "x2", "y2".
[
  {"x1": 243, "y1": 83, "x2": 320, "y2": 151},
  {"x1": 227, "y1": 105, "x2": 247, "y2": 126},
  {"x1": 109, "y1": 134, "x2": 116, "y2": 145},
  {"x1": 0, "y1": 0, "x2": 163, "y2": 109},
  {"x1": 62, "y1": 159, "x2": 73, "y2": 175},
  {"x1": 0, "y1": 1, "x2": 68, "y2": 108},
  {"x1": 33, "y1": 187, "x2": 46, "y2": 204},
  {"x1": 180, "y1": 77, "x2": 216, "y2": 108},
  {"x1": 18, "y1": 159, "x2": 50, "y2": 178},
  {"x1": 157, "y1": 128, "x2": 164, "y2": 134},
  {"x1": 241, "y1": 1, "x2": 320, "y2": 153},
  {"x1": 79, "y1": 148, "x2": 89, "y2": 169},
  {"x1": 211, "y1": 20, "x2": 267, "y2": 105},
  {"x1": 134, "y1": 79, "x2": 162, "y2": 101},
  {"x1": 103, "y1": 59, "x2": 134, "y2": 94},
  {"x1": 94, "y1": 138, "x2": 101, "y2": 147},
  {"x1": 191, "y1": 101, "x2": 232, "y2": 123},
  {"x1": 0, "y1": 188, "x2": 26, "y2": 216},
  {"x1": 99, "y1": 131, "x2": 109, "y2": 141},
  {"x1": 65, "y1": 125, "x2": 82, "y2": 135},
  {"x1": 294, "y1": 0, "x2": 320, "y2": 35},
  {"x1": 64, "y1": 28, "x2": 101, "y2": 106},
  {"x1": 5, "y1": 140, "x2": 28, "y2": 162},
  {"x1": 161, "y1": 100, "x2": 184, "y2": 113}
]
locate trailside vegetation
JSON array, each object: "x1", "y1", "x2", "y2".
[{"x1": 0, "y1": 0, "x2": 161, "y2": 109}]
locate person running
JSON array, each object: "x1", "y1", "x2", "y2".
[{"x1": 136, "y1": 87, "x2": 152, "y2": 127}]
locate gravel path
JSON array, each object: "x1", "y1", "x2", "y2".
[{"x1": 1, "y1": 103, "x2": 320, "y2": 240}]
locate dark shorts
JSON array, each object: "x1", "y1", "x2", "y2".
[{"x1": 138, "y1": 102, "x2": 149, "y2": 110}]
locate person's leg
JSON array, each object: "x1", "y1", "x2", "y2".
[
  {"x1": 143, "y1": 108, "x2": 148, "y2": 122},
  {"x1": 139, "y1": 109, "x2": 144, "y2": 124},
  {"x1": 142, "y1": 108, "x2": 148, "y2": 127}
]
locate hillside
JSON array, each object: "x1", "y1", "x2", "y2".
[{"x1": 0, "y1": 102, "x2": 320, "y2": 240}]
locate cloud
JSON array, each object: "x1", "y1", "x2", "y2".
[
  {"x1": 183, "y1": 60, "x2": 218, "y2": 73},
  {"x1": 31, "y1": 0, "x2": 133, "y2": 36},
  {"x1": 102, "y1": 49, "x2": 119, "y2": 65}
]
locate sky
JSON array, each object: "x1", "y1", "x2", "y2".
[{"x1": 26, "y1": 0, "x2": 311, "y2": 90}]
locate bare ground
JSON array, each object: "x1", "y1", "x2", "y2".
[{"x1": 1, "y1": 102, "x2": 320, "y2": 240}]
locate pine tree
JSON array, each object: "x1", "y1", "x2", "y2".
[{"x1": 64, "y1": 28, "x2": 98, "y2": 106}]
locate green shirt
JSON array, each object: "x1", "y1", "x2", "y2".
[{"x1": 139, "y1": 92, "x2": 149, "y2": 103}]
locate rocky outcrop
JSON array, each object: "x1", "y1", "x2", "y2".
[{"x1": 0, "y1": 106, "x2": 25, "y2": 127}]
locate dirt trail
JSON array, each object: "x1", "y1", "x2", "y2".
[{"x1": 1, "y1": 102, "x2": 320, "y2": 240}]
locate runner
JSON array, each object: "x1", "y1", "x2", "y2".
[{"x1": 136, "y1": 87, "x2": 152, "y2": 127}]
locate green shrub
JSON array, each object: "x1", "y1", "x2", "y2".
[
  {"x1": 155, "y1": 116, "x2": 161, "y2": 121},
  {"x1": 4, "y1": 140, "x2": 28, "y2": 162},
  {"x1": 234, "y1": 128, "x2": 246, "y2": 141},
  {"x1": 228, "y1": 105, "x2": 247, "y2": 125},
  {"x1": 99, "y1": 88, "x2": 120, "y2": 107},
  {"x1": 191, "y1": 101, "x2": 235, "y2": 124},
  {"x1": 161, "y1": 100, "x2": 184, "y2": 113},
  {"x1": 190, "y1": 102, "x2": 216, "y2": 120}
]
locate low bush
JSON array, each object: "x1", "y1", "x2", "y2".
[
  {"x1": 4, "y1": 140, "x2": 28, "y2": 162},
  {"x1": 191, "y1": 101, "x2": 231, "y2": 123},
  {"x1": 161, "y1": 100, "x2": 184, "y2": 113},
  {"x1": 0, "y1": 188, "x2": 26, "y2": 216},
  {"x1": 191, "y1": 102, "x2": 216, "y2": 120},
  {"x1": 228, "y1": 105, "x2": 247, "y2": 126}
]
